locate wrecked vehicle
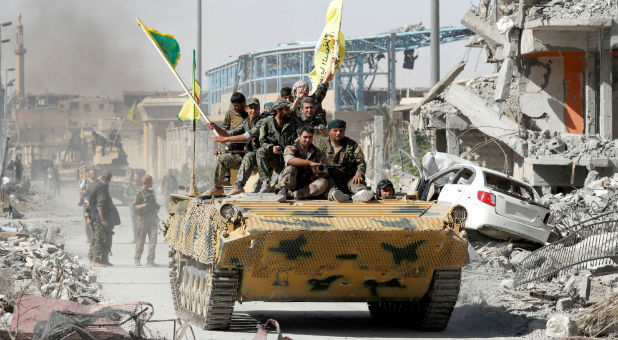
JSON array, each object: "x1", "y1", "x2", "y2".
[
  {"x1": 419, "y1": 164, "x2": 551, "y2": 244},
  {"x1": 164, "y1": 193, "x2": 469, "y2": 331}
]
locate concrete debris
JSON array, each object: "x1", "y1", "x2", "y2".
[
  {"x1": 545, "y1": 313, "x2": 578, "y2": 337},
  {"x1": 527, "y1": 0, "x2": 617, "y2": 21},
  {"x1": 0, "y1": 227, "x2": 101, "y2": 305},
  {"x1": 528, "y1": 133, "x2": 618, "y2": 160}
]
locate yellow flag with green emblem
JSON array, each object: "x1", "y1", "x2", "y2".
[
  {"x1": 178, "y1": 50, "x2": 201, "y2": 121},
  {"x1": 309, "y1": 0, "x2": 345, "y2": 92},
  {"x1": 137, "y1": 18, "x2": 181, "y2": 69}
]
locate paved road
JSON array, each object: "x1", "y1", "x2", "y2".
[{"x1": 42, "y1": 184, "x2": 531, "y2": 340}]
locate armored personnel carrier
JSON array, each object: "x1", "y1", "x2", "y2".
[{"x1": 164, "y1": 194, "x2": 468, "y2": 331}]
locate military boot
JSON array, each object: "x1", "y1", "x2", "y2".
[
  {"x1": 204, "y1": 186, "x2": 224, "y2": 196},
  {"x1": 292, "y1": 187, "x2": 309, "y2": 200},
  {"x1": 229, "y1": 184, "x2": 244, "y2": 195},
  {"x1": 328, "y1": 188, "x2": 350, "y2": 202}
]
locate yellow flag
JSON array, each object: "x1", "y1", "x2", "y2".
[
  {"x1": 80, "y1": 128, "x2": 84, "y2": 138},
  {"x1": 309, "y1": 0, "x2": 345, "y2": 92},
  {"x1": 178, "y1": 50, "x2": 201, "y2": 121},
  {"x1": 126, "y1": 100, "x2": 136, "y2": 122}
]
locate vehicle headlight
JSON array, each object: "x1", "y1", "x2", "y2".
[{"x1": 219, "y1": 203, "x2": 242, "y2": 222}]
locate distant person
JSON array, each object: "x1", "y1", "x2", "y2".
[
  {"x1": 123, "y1": 172, "x2": 142, "y2": 243},
  {"x1": 132, "y1": 175, "x2": 160, "y2": 266},
  {"x1": 277, "y1": 126, "x2": 328, "y2": 200},
  {"x1": 13, "y1": 156, "x2": 23, "y2": 184},
  {"x1": 79, "y1": 169, "x2": 98, "y2": 242},
  {"x1": 87, "y1": 171, "x2": 120, "y2": 267},
  {"x1": 160, "y1": 169, "x2": 178, "y2": 209}
]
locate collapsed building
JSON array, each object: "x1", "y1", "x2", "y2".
[{"x1": 398, "y1": 0, "x2": 618, "y2": 192}]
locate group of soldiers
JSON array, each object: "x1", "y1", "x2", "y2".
[
  {"x1": 204, "y1": 59, "x2": 388, "y2": 202},
  {"x1": 80, "y1": 169, "x2": 171, "y2": 267}
]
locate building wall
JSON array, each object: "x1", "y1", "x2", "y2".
[{"x1": 520, "y1": 52, "x2": 585, "y2": 134}]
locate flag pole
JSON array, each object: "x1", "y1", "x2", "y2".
[
  {"x1": 136, "y1": 18, "x2": 218, "y2": 135},
  {"x1": 188, "y1": 49, "x2": 198, "y2": 197}
]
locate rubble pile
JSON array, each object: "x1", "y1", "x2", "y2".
[
  {"x1": 526, "y1": 0, "x2": 617, "y2": 21},
  {"x1": 528, "y1": 133, "x2": 618, "y2": 160},
  {"x1": 0, "y1": 233, "x2": 101, "y2": 303},
  {"x1": 466, "y1": 232, "x2": 618, "y2": 338}
]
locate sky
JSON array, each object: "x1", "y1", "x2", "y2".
[{"x1": 0, "y1": 0, "x2": 491, "y2": 98}]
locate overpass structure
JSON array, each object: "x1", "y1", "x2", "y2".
[{"x1": 205, "y1": 27, "x2": 473, "y2": 113}]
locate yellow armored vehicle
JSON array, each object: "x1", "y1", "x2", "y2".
[{"x1": 164, "y1": 194, "x2": 468, "y2": 331}]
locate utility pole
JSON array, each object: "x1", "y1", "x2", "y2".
[
  {"x1": 430, "y1": 0, "x2": 440, "y2": 85},
  {"x1": 0, "y1": 20, "x2": 12, "y2": 140},
  {"x1": 197, "y1": 0, "x2": 202, "y2": 89}
]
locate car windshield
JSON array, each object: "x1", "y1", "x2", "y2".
[{"x1": 483, "y1": 172, "x2": 536, "y2": 201}]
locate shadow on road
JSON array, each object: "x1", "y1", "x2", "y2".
[{"x1": 220, "y1": 303, "x2": 543, "y2": 338}]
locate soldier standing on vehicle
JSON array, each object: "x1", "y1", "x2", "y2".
[
  {"x1": 216, "y1": 92, "x2": 248, "y2": 185},
  {"x1": 123, "y1": 172, "x2": 142, "y2": 243},
  {"x1": 277, "y1": 126, "x2": 328, "y2": 200},
  {"x1": 132, "y1": 175, "x2": 160, "y2": 266},
  {"x1": 213, "y1": 99, "x2": 299, "y2": 193},
  {"x1": 324, "y1": 119, "x2": 374, "y2": 202},
  {"x1": 87, "y1": 171, "x2": 121, "y2": 267},
  {"x1": 160, "y1": 169, "x2": 177, "y2": 209},
  {"x1": 205, "y1": 97, "x2": 265, "y2": 196},
  {"x1": 79, "y1": 169, "x2": 98, "y2": 242},
  {"x1": 290, "y1": 57, "x2": 336, "y2": 123}
]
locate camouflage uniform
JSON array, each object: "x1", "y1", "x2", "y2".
[
  {"x1": 278, "y1": 141, "x2": 328, "y2": 199},
  {"x1": 132, "y1": 187, "x2": 160, "y2": 263},
  {"x1": 222, "y1": 109, "x2": 248, "y2": 153},
  {"x1": 324, "y1": 137, "x2": 368, "y2": 195},
  {"x1": 81, "y1": 178, "x2": 98, "y2": 242},
  {"x1": 245, "y1": 114, "x2": 300, "y2": 186},
  {"x1": 87, "y1": 182, "x2": 120, "y2": 263},
  {"x1": 214, "y1": 115, "x2": 265, "y2": 188},
  {"x1": 308, "y1": 83, "x2": 329, "y2": 123},
  {"x1": 123, "y1": 180, "x2": 140, "y2": 242}
]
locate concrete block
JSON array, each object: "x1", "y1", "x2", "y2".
[
  {"x1": 555, "y1": 298, "x2": 574, "y2": 312},
  {"x1": 545, "y1": 314, "x2": 577, "y2": 338},
  {"x1": 445, "y1": 114, "x2": 470, "y2": 130}
]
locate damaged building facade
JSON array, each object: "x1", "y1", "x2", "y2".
[{"x1": 403, "y1": 0, "x2": 618, "y2": 191}]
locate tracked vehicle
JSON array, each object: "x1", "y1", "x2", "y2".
[{"x1": 164, "y1": 194, "x2": 469, "y2": 331}]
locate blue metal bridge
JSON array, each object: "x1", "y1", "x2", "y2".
[{"x1": 206, "y1": 27, "x2": 473, "y2": 112}]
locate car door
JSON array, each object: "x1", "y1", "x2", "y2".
[{"x1": 437, "y1": 167, "x2": 475, "y2": 205}]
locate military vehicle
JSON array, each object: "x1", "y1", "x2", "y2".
[
  {"x1": 164, "y1": 193, "x2": 469, "y2": 331},
  {"x1": 77, "y1": 145, "x2": 144, "y2": 205}
]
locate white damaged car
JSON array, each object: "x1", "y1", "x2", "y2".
[{"x1": 416, "y1": 164, "x2": 551, "y2": 244}]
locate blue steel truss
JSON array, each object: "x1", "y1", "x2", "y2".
[{"x1": 206, "y1": 27, "x2": 473, "y2": 112}]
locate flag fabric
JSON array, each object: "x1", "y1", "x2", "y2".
[
  {"x1": 309, "y1": 0, "x2": 345, "y2": 92},
  {"x1": 79, "y1": 128, "x2": 84, "y2": 139},
  {"x1": 137, "y1": 18, "x2": 181, "y2": 69},
  {"x1": 178, "y1": 50, "x2": 201, "y2": 121},
  {"x1": 126, "y1": 100, "x2": 137, "y2": 123}
]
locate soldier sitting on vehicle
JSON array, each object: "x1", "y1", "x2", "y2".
[
  {"x1": 206, "y1": 97, "x2": 266, "y2": 196},
  {"x1": 295, "y1": 97, "x2": 326, "y2": 131},
  {"x1": 277, "y1": 126, "x2": 328, "y2": 200},
  {"x1": 213, "y1": 99, "x2": 300, "y2": 193},
  {"x1": 324, "y1": 119, "x2": 374, "y2": 202}
]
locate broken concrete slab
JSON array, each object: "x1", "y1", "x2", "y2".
[
  {"x1": 444, "y1": 83, "x2": 527, "y2": 156},
  {"x1": 494, "y1": 58, "x2": 515, "y2": 101},
  {"x1": 546, "y1": 313, "x2": 578, "y2": 337},
  {"x1": 461, "y1": 10, "x2": 508, "y2": 56}
]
